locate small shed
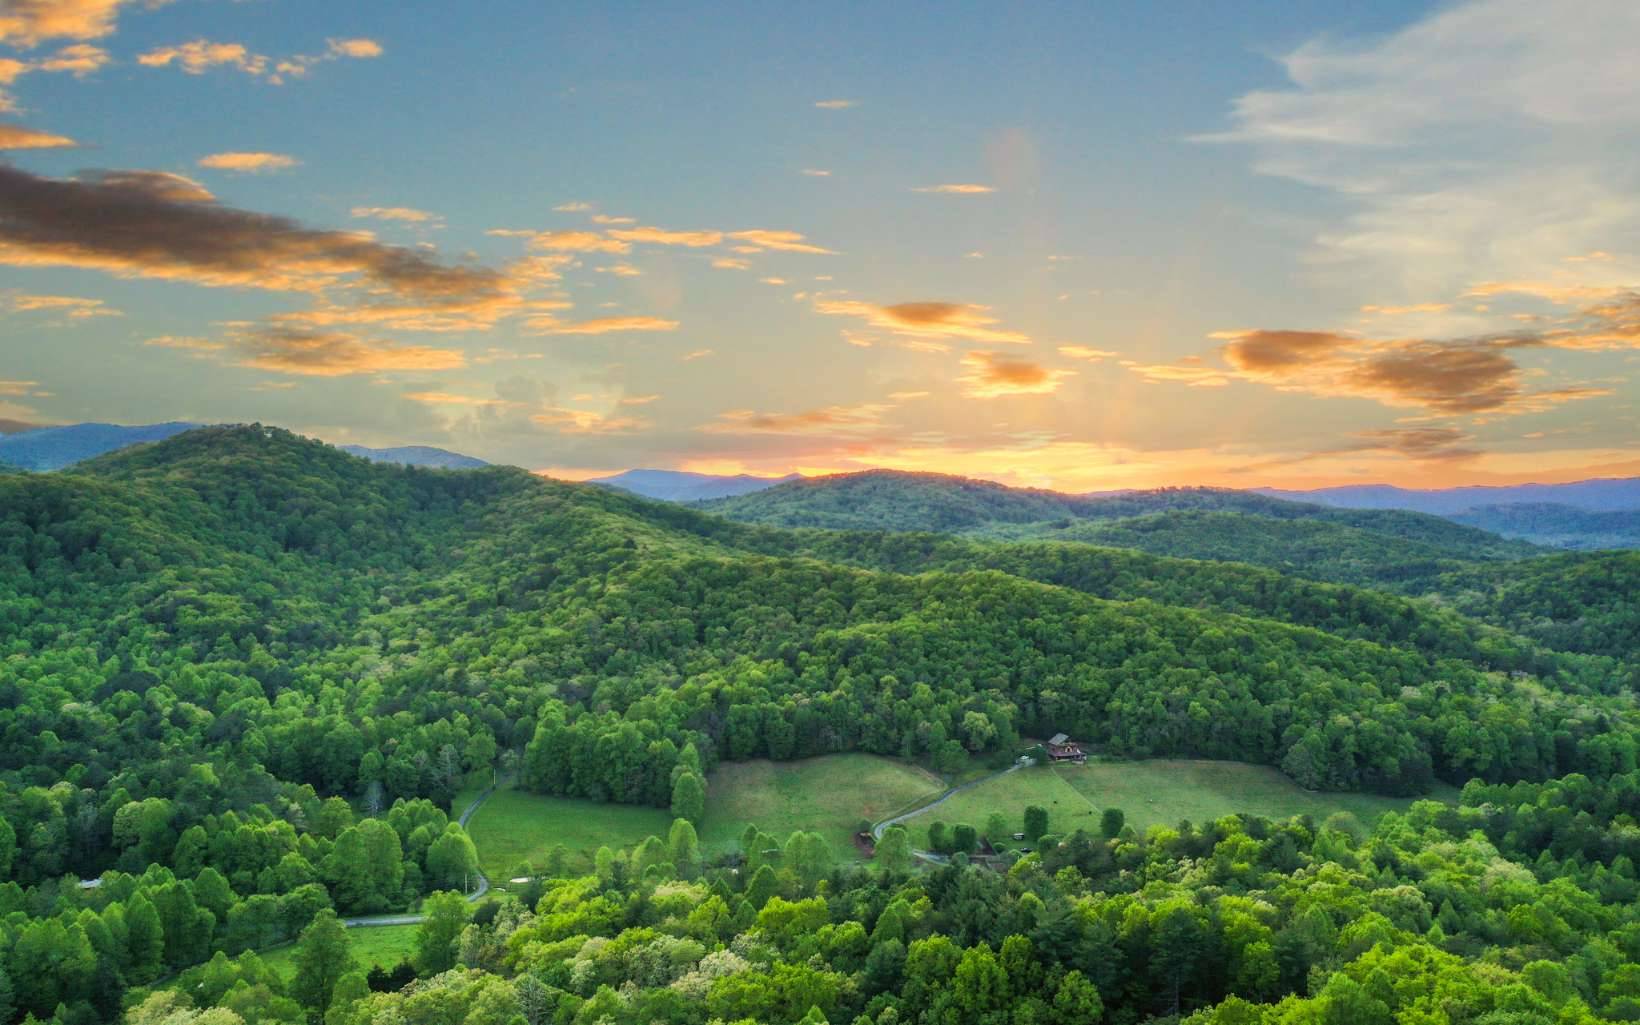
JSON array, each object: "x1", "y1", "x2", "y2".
[{"x1": 1045, "y1": 732, "x2": 1085, "y2": 763}]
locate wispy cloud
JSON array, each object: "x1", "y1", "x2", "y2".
[
  {"x1": 608, "y1": 226, "x2": 722, "y2": 247},
  {"x1": 143, "y1": 334, "x2": 222, "y2": 352},
  {"x1": 351, "y1": 205, "x2": 442, "y2": 225},
  {"x1": 0, "y1": 123, "x2": 76, "y2": 148},
  {"x1": 704, "y1": 401, "x2": 892, "y2": 435},
  {"x1": 488, "y1": 228, "x2": 630, "y2": 253},
  {"x1": 1199, "y1": 0, "x2": 1640, "y2": 296},
  {"x1": 138, "y1": 35, "x2": 382, "y2": 84},
  {"x1": 726, "y1": 229, "x2": 835, "y2": 255},
  {"x1": 6, "y1": 291, "x2": 120, "y2": 319},
  {"x1": 0, "y1": 42, "x2": 109, "y2": 110},
  {"x1": 231, "y1": 325, "x2": 466, "y2": 377},
  {"x1": 197, "y1": 151, "x2": 299, "y2": 173},
  {"x1": 813, "y1": 99, "x2": 856, "y2": 109},
  {"x1": 911, "y1": 183, "x2": 995, "y2": 195},
  {"x1": 1058, "y1": 345, "x2": 1118, "y2": 361},
  {"x1": 801, "y1": 168, "x2": 832, "y2": 177},
  {"x1": 525, "y1": 314, "x2": 679, "y2": 335}
]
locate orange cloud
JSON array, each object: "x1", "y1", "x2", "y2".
[
  {"x1": 815, "y1": 298, "x2": 1031, "y2": 344},
  {"x1": 351, "y1": 206, "x2": 441, "y2": 224},
  {"x1": 609, "y1": 226, "x2": 723, "y2": 247},
  {"x1": 619, "y1": 393, "x2": 661, "y2": 406},
  {"x1": 813, "y1": 99, "x2": 856, "y2": 109},
  {"x1": 524, "y1": 314, "x2": 679, "y2": 335},
  {"x1": 711, "y1": 257, "x2": 750, "y2": 270},
  {"x1": 911, "y1": 183, "x2": 995, "y2": 194},
  {"x1": 143, "y1": 334, "x2": 222, "y2": 352},
  {"x1": 138, "y1": 39, "x2": 264, "y2": 75},
  {"x1": 327, "y1": 38, "x2": 382, "y2": 58},
  {"x1": 0, "y1": 164, "x2": 507, "y2": 301},
  {"x1": 0, "y1": 0, "x2": 132, "y2": 48},
  {"x1": 726, "y1": 229, "x2": 836, "y2": 254},
  {"x1": 1208, "y1": 326, "x2": 1613, "y2": 415},
  {"x1": 704, "y1": 402, "x2": 892, "y2": 435},
  {"x1": 681, "y1": 348, "x2": 714, "y2": 360},
  {"x1": 1058, "y1": 345, "x2": 1117, "y2": 361},
  {"x1": 1359, "y1": 302, "x2": 1450, "y2": 315},
  {"x1": 959, "y1": 351, "x2": 1075, "y2": 398},
  {"x1": 233, "y1": 326, "x2": 465, "y2": 376},
  {"x1": 0, "y1": 123, "x2": 75, "y2": 148},
  {"x1": 403, "y1": 390, "x2": 522, "y2": 408},
  {"x1": 489, "y1": 228, "x2": 630, "y2": 254},
  {"x1": 0, "y1": 42, "x2": 110, "y2": 109},
  {"x1": 1122, "y1": 361, "x2": 1233, "y2": 388},
  {"x1": 197, "y1": 151, "x2": 299, "y2": 173},
  {"x1": 140, "y1": 35, "x2": 381, "y2": 83},
  {"x1": 7, "y1": 292, "x2": 119, "y2": 318},
  {"x1": 595, "y1": 263, "x2": 642, "y2": 277}
]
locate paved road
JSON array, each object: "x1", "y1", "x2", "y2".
[
  {"x1": 871, "y1": 763, "x2": 1024, "y2": 862},
  {"x1": 342, "y1": 782, "x2": 496, "y2": 928}
]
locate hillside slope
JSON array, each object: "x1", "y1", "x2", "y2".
[
  {"x1": 701, "y1": 470, "x2": 1540, "y2": 586},
  {"x1": 0, "y1": 427, "x2": 1626, "y2": 828}
]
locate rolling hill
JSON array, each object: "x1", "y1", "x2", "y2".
[{"x1": 700, "y1": 470, "x2": 1541, "y2": 586}]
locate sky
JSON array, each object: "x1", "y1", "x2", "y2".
[{"x1": 1, "y1": 0, "x2": 1637, "y2": 491}]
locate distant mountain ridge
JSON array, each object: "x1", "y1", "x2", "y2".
[
  {"x1": 589, "y1": 468, "x2": 801, "y2": 502},
  {"x1": 340, "y1": 444, "x2": 487, "y2": 469},
  {"x1": 1258, "y1": 477, "x2": 1640, "y2": 514},
  {"x1": 0, "y1": 421, "x2": 486, "y2": 471},
  {"x1": 0, "y1": 421, "x2": 200, "y2": 470},
  {"x1": 697, "y1": 469, "x2": 1549, "y2": 585}
]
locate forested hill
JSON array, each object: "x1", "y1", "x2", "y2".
[
  {"x1": 699, "y1": 470, "x2": 1541, "y2": 586},
  {"x1": 5, "y1": 425, "x2": 1640, "y2": 1024}
]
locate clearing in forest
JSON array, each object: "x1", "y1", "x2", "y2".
[{"x1": 898, "y1": 759, "x2": 1455, "y2": 848}]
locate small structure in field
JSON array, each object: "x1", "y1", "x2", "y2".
[{"x1": 1046, "y1": 733, "x2": 1086, "y2": 763}]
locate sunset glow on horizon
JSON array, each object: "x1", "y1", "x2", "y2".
[{"x1": 3, "y1": 0, "x2": 1636, "y2": 490}]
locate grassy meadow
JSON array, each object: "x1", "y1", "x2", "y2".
[
  {"x1": 901, "y1": 759, "x2": 1457, "y2": 848},
  {"x1": 466, "y1": 753, "x2": 947, "y2": 880}
]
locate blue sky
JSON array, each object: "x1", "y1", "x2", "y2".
[{"x1": 2, "y1": 0, "x2": 1636, "y2": 488}]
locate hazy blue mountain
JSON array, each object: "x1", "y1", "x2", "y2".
[
  {"x1": 0, "y1": 421, "x2": 200, "y2": 470},
  {"x1": 590, "y1": 468, "x2": 801, "y2": 502},
  {"x1": 339, "y1": 444, "x2": 488, "y2": 469},
  {"x1": 1259, "y1": 477, "x2": 1640, "y2": 514},
  {"x1": 1449, "y1": 503, "x2": 1640, "y2": 550}
]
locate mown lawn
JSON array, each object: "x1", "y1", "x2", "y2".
[
  {"x1": 900, "y1": 759, "x2": 1456, "y2": 849},
  {"x1": 466, "y1": 789, "x2": 673, "y2": 881},
  {"x1": 465, "y1": 754, "x2": 948, "y2": 879},
  {"x1": 697, "y1": 755, "x2": 945, "y2": 858}
]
